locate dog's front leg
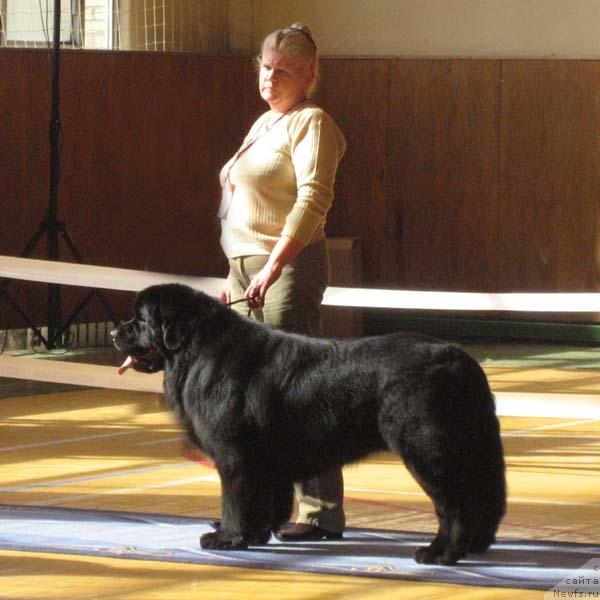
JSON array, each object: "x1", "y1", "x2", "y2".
[{"x1": 200, "y1": 461, "x2": 273, "y2": 550}]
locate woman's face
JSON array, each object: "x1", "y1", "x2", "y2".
[{"x1": 259, "y1": 51, "x2": 313, "y2": 113}]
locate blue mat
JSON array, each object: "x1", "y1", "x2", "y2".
[{"x1": 0, "y1": 504, "x2": 598, "y2": 591}]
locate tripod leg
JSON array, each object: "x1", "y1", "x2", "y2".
[
  {"x1": 21, "y1": 220, "x2": 49, "y2": 259},
  {"x1": 0, "y1": 221, "x2": 49, "y2": 292},
  {"x1": 0, "y1": 289, "x2": 49, "y2": 347},
  {"x1": 59, "y1": 222, "x2": 85, "y2": 263},
  {"x1": 94, "y1": 290, "x2": 121, "y2": 327},
  {"x1": 59, "y1": 223, "x2": 121, "y2": 327},
  {"x1": 0, "y1": 221, "x2": 53, "y2": 348}
]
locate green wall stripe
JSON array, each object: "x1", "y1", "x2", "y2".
[{"x1": 363, "y1": 312, "x2": 600, "y2": 344}]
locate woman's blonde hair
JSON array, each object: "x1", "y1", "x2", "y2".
[{"x1": 257, "y1": 23, "x2": 320, "y2": 97}]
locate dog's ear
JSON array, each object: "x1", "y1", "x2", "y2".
[
  {"x1": 147, "y1": 284, "x2": 210, "y2": 351},
  {"x1": 162, "y1": 318, "x2": 187, "y2": 351},
  {"x1": 159, "y1": 293, "x2": 197, "y2": 351}
]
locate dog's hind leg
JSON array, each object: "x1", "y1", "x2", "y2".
[
  {"x1": 380, "y1": 415, "x2": 473, "y2": 564},
  {"x1": 406, "y1": 442, "x2": 504, "y2": 563},
  {"x1": 469, "y1": 522, "x2": 497, "y2": 554},
  {"x1": 467, "y1": 432, "x2": 506, "y2": 554},
  {"x1": 413, "y1": 503, "x2": 472, "y2": 565},
  {"x1": 469, "y1": 488, "x2": 506, "y2": 554}
]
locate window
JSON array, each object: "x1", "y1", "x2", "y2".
[
  {"x1": 1, "y1": 0, "x2": 230, "y2": 53},
  {"x1": 1, "y1": 0, "x2": 82, "y2": 47},
  {"x1": 0, "y1": 0, "x2": 117, "y2": 49}
]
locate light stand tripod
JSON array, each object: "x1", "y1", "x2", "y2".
[{"x1": 0, "y1": 0, "x2": 119, "y2": 350}]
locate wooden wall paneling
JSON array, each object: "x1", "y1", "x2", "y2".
[
  {"x1": 1, "y1": 51, "x2": 250, "y2": 326},
  {"x1": 240, "y1": 57, "x2": 267, "y2": 131},
  {"x1": 0, "y1": 51, "x2": 50, "y2": 239},
  {"x1": 4, "y1": 50, "x2": 600, "y2": 331},
  {"x1": 316, "y1": 59, "x2": 392, "y2": 286},
  {"x1": 499, "y1": 60, "x2": 600, "y2": 293},
  {"x1": 0, "y1": 50, "x2": 59, "y2": 329},
  {"x1": 388, "y1": 60, "x2": 501, "y2": 292},
  {"x1": 59, "y1": 52, "x2": 248, "y2": 275},
  {"x1": 56, "y1": 52, "x2": 251, "y2": 321}
]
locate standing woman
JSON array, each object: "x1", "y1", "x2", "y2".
[{"x1": 218, "y1": 23, "x2": 347, "y2": 541}]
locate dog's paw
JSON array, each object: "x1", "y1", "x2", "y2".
[
  {"x1": 245, "y1": 529, "x2": 272, "y2": 546},
  {"x1": 200, "y1": 531, "x2": 247, "y2": 550},
  {"x1": 414, "y1": 546, "x2": 436, "y2": 564},
  {"x1": 469, "y1": 533, "x2": 495, "y2": 554},
  {"x1": 414, "y1": 545, "x2": 461, "y2": 566}
]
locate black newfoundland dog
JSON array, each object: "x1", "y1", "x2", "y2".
[{"x1": 112, "y1": 283, "x2": 506, "y2": 565}]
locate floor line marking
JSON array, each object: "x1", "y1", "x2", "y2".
[
  {"x1": 0, "y1": 461, "x2": 202, "y2": 493},
  {"x1": 3, "y1": 425, "x2": 599, "y2": 452},
  {"x1": 345, "y1": 487, "x2": 600, "y2": 508},
  {"x1": 28, "y1": 474, "x2": 220, "y2": 507},
  {"x1": 0, "y1": 430, "x2": 140, "y2": 452},
  {"x1": 501, "y1": 433, "x2": 600, "y2": 440},
  {"x1": 505, "y1": 418, "x2": 600, "y2": 436},
  {"x1": 136, "y1": 436, "x2": 184, "y2": 446}
]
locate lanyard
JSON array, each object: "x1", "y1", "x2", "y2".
[
  {"x1": 218, "y1": 99, "x2": 309, "y2": 220},
  {"x1": 222, "y1": 99, "x2": 308, "y2": 187}
]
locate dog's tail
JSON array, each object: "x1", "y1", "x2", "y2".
[
  {"x1": 430, "y1": 346, "x2": 507, "y2": 547},
  {"x1": 460, "y1": 353, "x2": 507, "y2": 551}
]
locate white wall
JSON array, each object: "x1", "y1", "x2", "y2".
[
  {"x1": 227, "y1": 0, "x2": 255, "y2": 54},
  {"x1": 242, "y1": 0, "x2": 600, "y2": 58}
]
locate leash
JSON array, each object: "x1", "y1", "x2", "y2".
[
  {"x1": 226, "y1": 297, "x2": 253, "y2": 318},
  {"x1": 226, "y1": 298, "x2": 248, "y2": 308}
]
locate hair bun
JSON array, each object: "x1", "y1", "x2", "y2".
[
  {"x1": 290, "y1": 22, "x2": 312, "y2": 36},
  {"x1": 288, "y1": 23, "x2": 316, "y2": 49}
]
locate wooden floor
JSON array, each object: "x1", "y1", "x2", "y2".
[{"x1": 1, "y1": 354, "x2": 599, "y2": 599}]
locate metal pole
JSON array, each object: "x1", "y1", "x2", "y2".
[{"x1": 47, "y1": 0, "x2": 62, "y2": 349}]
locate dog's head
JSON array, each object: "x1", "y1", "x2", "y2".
[{"x1": 112, "y1": 284, "x2": 217, "y2": 369}]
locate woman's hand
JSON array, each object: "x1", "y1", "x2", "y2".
[
  {"x1": 244, "y1": 263, "x2": 282, "y2": 309},
  {"x1": 244, "y1": 236, "x2": 305, "y2": 309}
]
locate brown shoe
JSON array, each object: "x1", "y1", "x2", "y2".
[{"x1": 275, "y1": 523, "x2": 343, "y2": 541}]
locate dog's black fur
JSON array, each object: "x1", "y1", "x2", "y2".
[{"x1": 112, "y1": 283, "x2": 506, "y2": 565}]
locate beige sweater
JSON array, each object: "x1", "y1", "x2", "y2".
[{"x1": 219, "y1": 102, "x2": 346, "y2": 258}]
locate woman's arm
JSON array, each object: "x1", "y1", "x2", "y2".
[
  {"x1": 219, "y1": 270, "x2": 233, "y2": 305},
  {"x1": 244, "y1": 110, "x2": 345, "y2": 309},
  {"x1": 244, "y1": 236, "x2": 304, "y2": 309}
]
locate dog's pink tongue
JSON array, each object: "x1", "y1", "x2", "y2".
[{"x1": 118, "y1": 356, "x2": 135, "y2": 375}]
